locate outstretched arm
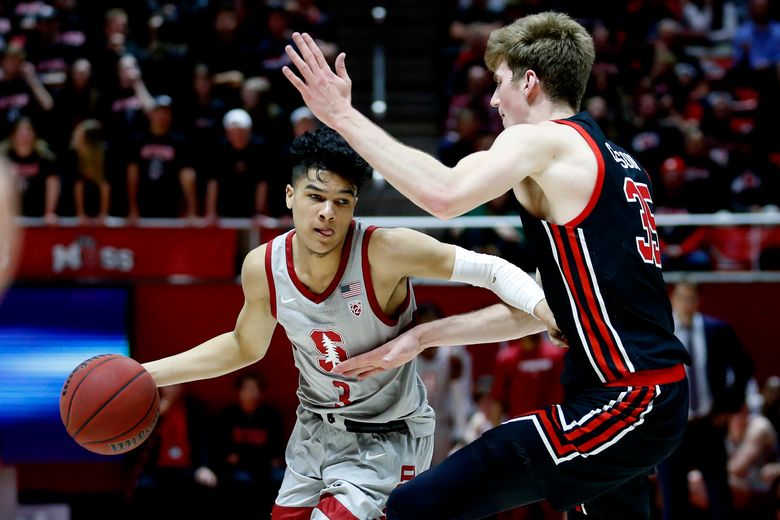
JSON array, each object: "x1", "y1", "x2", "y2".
[
  {"x1": 334, "y1": 303, "x2": 548, "y2": 379},
  {"x1": 282, "y1": 32, "x2": 554, "y2": 219},
  {"x1": 143, "y1": 246, "x2": 277, "y2": 386},
  {"x1": 336, "y1": 228, "x2": 562, "y2": 379}
]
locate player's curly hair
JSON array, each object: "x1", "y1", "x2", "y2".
[{"x1": 289, "y1": 127, "x2": 373, "y2": 193}]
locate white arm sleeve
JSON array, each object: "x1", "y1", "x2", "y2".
[{"x1": 449, "y1": 246, "x2": 546, "y2": 318}]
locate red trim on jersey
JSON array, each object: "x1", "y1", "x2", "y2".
[
  {"x1": 554, "y1": 119, "x2": 605, "y2": 228},
  {"x1": 265, "y1": 242, "x2": 277, "y2": 319},
  {"x1": 564, "y1": 227, "x2": 630, "y2": 377},
  {"x1": 361, "y1": 226, "x2": 412, "y2": 326},
  {"x1": 285, "y1": 221, "x2": 355, "y2": 304},
  {"x1": 550, "y1": 225, "x2": 614, "y2": 380},
  {"x1": 316, "y1": 494, "x2": 360, "y2": 520},
  {"x1": 606, "y1": 364, "x2": 685, "y2": 388},
  {"x1": 271, "y1": 504, "x2": 315, "y2": 520}
]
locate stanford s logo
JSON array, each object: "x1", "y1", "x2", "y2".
[{"x1": 310, "y1": 330, "x2": 349, "y2": 372}]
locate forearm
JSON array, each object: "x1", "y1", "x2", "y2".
[
  {"x1": 413, "y1": 303, "x2": 546, "y2": 349},
  {"x1": 142, "y1": 331, "x2": 259, "y2": 387},
  {"x1": 26, "y1": 74, "x2": 54, "y2": 111},
  {"x1": 332, "y1": 108, "x2": 461, "y2": 218},
  {"x1": 45, "y1": 177, "x2": 60, "y2": 215}
]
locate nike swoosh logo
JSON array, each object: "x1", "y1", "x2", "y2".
[
  {"x1": 281, "y1": 296, "x2": 297, "y2": 304},
  {"x1": 364, "y1": 452, "x2": 385, "y2": 461}
]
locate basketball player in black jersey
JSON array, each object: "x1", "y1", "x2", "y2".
[{"x1": 284, "y1": 11, "x2": 691, "y2": 520}]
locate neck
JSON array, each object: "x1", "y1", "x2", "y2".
[
  {"x1": 527, "y1": 99, "x2": 576, "y2": 125},
  {"x1": 291, "y1": 234, "x2": 346, "y2": 292}
]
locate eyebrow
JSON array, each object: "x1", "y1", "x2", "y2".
[{"x1": 304, "y1": 184, "x2": 356, "y2": 197}]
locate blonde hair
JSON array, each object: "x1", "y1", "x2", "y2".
[
  {"x1": 71, "y1": 119, "x2": 105, "y2": 184},
  {"x1": 485, "y1": 11, "x2": 595, "y2": 111}
]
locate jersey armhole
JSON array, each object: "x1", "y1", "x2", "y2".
[
  {"x1": 553, "y1": 119, "x2": 606, "y2": 228},
  {"x1": 264, "y1": 241, "x2": 277, "y2": 319},
  {"x1": 361, "y1": 226, "x2": 412, "y2": 326}
]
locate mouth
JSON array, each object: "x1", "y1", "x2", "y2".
[{"x1": 314, "y1": 227, "x2": 334, "y2": 238}]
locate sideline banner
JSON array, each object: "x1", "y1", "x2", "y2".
[{"x1": 16, "y1": 227, "x2": 238, "y2": 279}]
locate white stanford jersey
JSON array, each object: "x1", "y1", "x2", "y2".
[{"x1": 265, "y1": 220, "x2": 431, "y2": 424}]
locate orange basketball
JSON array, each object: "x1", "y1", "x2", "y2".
[{"x1": 60, "y1": 354, "x2": 159, "y2": 455}]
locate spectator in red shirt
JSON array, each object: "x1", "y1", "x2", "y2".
[
  {"x1": 490, "y1": 333, "x2": 565, "y2": 421},
  {"x1": 216, "y1": 372, "x2": 285, "y2": 518}
]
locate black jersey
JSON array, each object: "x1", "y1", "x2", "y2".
[{"x1": 518, "y1": 112, "x2": 690, "y2": 390}]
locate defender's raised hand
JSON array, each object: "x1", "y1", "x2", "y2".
[{"x1": 283, "y1": 32, "x2": 353, "y2": 127}]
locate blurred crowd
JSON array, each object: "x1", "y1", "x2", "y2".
[
  {"x1": 441, "y1": 0, "x2": 780, "y2": 271},
  {"x1": 0, "y1": 0, "x2": 331, "y2": 225}
]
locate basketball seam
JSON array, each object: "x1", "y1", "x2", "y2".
[
  {"x1": 83, "y1": 386, "x2": 159, "y2": 445},
  {"x1": 65, "y1": 355, "x2": 121, "y2": 431},
  {"x1": 71, "y1": 369, "x2": 149, "y2": 439}
]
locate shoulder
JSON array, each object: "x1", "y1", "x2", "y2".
[{"x1": 241, "y1": 243, "x2": 271, "y2": 299}]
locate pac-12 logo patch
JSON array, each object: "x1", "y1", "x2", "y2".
[
  {"x1": 348, "y1": 299, "x2": 362, "y2": 317},
  {"x1": 310, "y1": 330, "x2": 349, "y2": 372}
]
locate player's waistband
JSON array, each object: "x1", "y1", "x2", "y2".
[
  {"x1": 313, "y1": 412, "x2": 409, "y2": 434},
  {"x1": 605, "y1": 364, "x2": 686, "y2": 388}
]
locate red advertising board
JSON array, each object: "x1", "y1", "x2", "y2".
[{"x1": 16, "y1": 227, "x2": 238, "y2": 279}]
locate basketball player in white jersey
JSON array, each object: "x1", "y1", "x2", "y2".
[{"x1": 143, "y1": 127, "x2": 558, "y2": 519}]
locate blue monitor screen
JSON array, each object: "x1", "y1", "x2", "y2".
[{"x1": 0, "y1": 287, "x2": 130, "y2": 462}]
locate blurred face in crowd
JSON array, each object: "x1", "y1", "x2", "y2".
[
  {"x1": 671, "y1": 283, "x2": 699, "y2": 325},
  {"x1": 238, "y1": 377, "x2": 263, "y2": 413},
  {"x1": 286, "y1": 169, "x2": 357, "y2": 258},
  {"x1": 193, "y1": 67, "x2": 212, "y2": 99},
  {"x1": 71, "y1": 59, "x2": 92, "y2": 89},
  {"x1": 117, "y1": 55, "x2": 140, "y2": 87},
  {"x1": 11, "y1": 119, "x2": 36, "y2": 155},
  {"x1": 149, "y1": 106, "x2": 172, "y2": 134},
  {"x1": 1, "y1": 49, "x2": 24, "y2": 78},
  {"x1": 226, "y1": 126, "x2": 251, "y2": 150}
]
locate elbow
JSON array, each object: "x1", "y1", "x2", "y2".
[{"x1": 421, "y1": 189, "x2": 460, "y2": 220}]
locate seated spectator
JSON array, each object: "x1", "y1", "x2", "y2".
[
  {"x1": 682, "y1": 0, "x2": 740, "y2": 44},
  {"x1": 726, "y1": 404, "x2": 778, "y2": 517},
  {"x1": 51, "y1": 58, "x2": 100, "y2": 155},
  {"x1": 126, "y1": 95, "x2": 197, "y2": 221},
  {"x1": 216, "y1": 372, "x2": 285, "y2": 519},
  {"x1": 240, "y1": 76, "x2": 290, "y2": 151},
  {"x1": 205, "y1": 108, "x2": 273, "y2": 222},
  {"x1": 128, "y1": 384, "x2": 218, "y2": 518},
  {"x1": 289, "y1": 105, "x2": 318, "y2": 138},
  {"x1": 97, "y1": 54, "x2": 154, "y2": 155},
  {"x1": 0, "y1": 43, "x2": 54, "y2": 139},
  {"x1": 490, "y1": 333, "x2": 565, "y2": 422},
  {"x1": 65, "y1": 119, "x2": 110, "y2": 224},
  {"x1": 0, "y1": 116, "x2": 58, "y2": 223},
  {"x1": 733, "y1": 0, "x2": 780, "y2": 72}
]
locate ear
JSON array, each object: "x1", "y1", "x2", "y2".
[
  {"x1": 523, "y1": 69, "x2": 539, "y2": 97},
  {"x1": 285, "y1": 184, "x2": 294, "y2": 209}
]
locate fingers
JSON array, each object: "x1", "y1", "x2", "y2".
[
  {"x1": 335, "y1": 52, "x2": 350, "y2": 83},
  {"x1": 284, "y1": 42, "x2": 314, "y2": 82},
  {"x1": 301, "y1": 32, "x2": 329, "y2": 71},
  {"x1": 282, "y1": 65, "x2": 307, "y2": 93}
]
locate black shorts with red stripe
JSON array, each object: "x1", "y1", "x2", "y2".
[{"x1": 386, "y1": 373, "x2": 688, "y2": 520}]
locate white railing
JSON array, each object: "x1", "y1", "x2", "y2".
[
  {"x1": 17, "y1": 212, "x2": 780, "y2": 283},
  {"x1": 18, "y1": 211, "x2": 780, "y2": 229}
]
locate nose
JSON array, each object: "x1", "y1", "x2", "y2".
[
  {"x1": 490, "y1": 88, "x2": 500, "y2": 108},
  {"x1": 318, "y1": 200, "x2": 335, "y2": 220}
]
